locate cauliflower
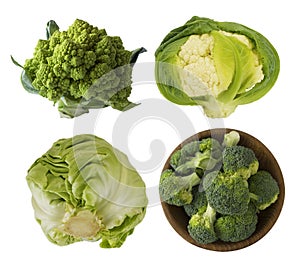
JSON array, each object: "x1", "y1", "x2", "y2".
[
  {"x1": 178, "y1": 34, "x2": 219, "y2": 97},
  {"x1": 155, "y1": 17, "x2": 280, "y2": 118},
  {"x1": 13, "y1": 19, "x2": 146, "y2": 118},
  {"x1": 177, "y1": 32, "x2": 264, "y2": 99}
]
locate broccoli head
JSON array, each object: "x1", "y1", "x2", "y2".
[
  {"x1": 248, "y1": 170, "x2": 280, "y2": 210},
  {"x1": 183, "y1": 186, "x2": 208, "y2": 217},
  {"x1": 222, "y1": 145, "x2": 259, "y2": 179},
  {"x1": 180, "y1": 140, "x2": 201, "y2": 161},
  {"x1": 203, "y1": 171, "x2": 250, "y2": 215},
  {"x1": 187, "y1": 203, "x2": 218, "y2": 244},
  {"x1": 214, "y1": 202, "x2": 258, "y2": 242},
  {"x1": 159, "y1": 169, "x2": 201, "y2": 206}
]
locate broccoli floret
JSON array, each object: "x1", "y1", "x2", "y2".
[
  {"x1": 159, "y1": 169, "x2": 201, "y2": 206},
  {"x1": 183, "y1": 186, "x2": 208, "y2": 217},
  {"x1": 203, "y1": 171, "x2": 250, "y2": 215},
  {"x1": 179, "y1": 140, "x2": 201, "y2": 163},
  {"x1": 222, "y1": 145, "x2": 259, "y2": 179},
  {"x1": 169, "y1": 150, "x2": 182, "y2": 169},
  {"x1": 175, "y1": 151, "x2": 211, "y2": 175},
  {"x1": 187, "y1": 203, "x2": 218, "y2": 244},
  {"x1": 214, "y1": 202, "x2": 258, "y2": 242},
  {"x1": 175, "y1": 138, "x2": 222, "y2": 175},
  {"x1": 168, "y1": 141, "x2": 201, "y2": 173},
  {"x1": 248, "y1": 170, "x2": 280, "y2": 210},
  {"x1": 198, "y1": 137, "x2": 217, "y2": 152}
]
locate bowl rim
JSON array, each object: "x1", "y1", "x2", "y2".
[{"x1": 160, "y1": 128, "x2": 285, "y2": 252}]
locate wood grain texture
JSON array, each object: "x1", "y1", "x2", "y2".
[{"x1": 161, "y1": 128, "x2": 285, "y2": 252}]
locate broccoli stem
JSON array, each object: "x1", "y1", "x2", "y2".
[
  {"x1": 182, "y1": 172, "x2": 201, "y2": 189},
  {"x1": 204, "y1": 203, "x2": 216, "y2": 223},
  {"x1": 222, "y1": 130, "x2": 240, "y2": 147},
  {"x1": 249, "y1": 192, "x2": 259, "y2": 201},
  {"x1": 175, "y1": 152, "x2": 209, "y2": 175}
]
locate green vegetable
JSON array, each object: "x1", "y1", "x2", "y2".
[
  {"x1": 26, "y1": 134, "x2": 148, "y2": 248},
  {"x1": 155, "y1": 17, "x2": 280, "y2": 118},
  {"x1": 12, "y1": 19, "x2": 146, "y2": 118},
  {"x1": 169, "y1": 149, "x2": 182, "y2": 169},
  {"x1": 159, "y1": 169, "x2": 201, "y2": 206},
  {"x1": 249, "y1": 170, "x2": 280, "y2": 210},
  {"x1": 162, "y1": 131, "x2": 280, "y2": 244},
  {"x1": 222, "y1": 130, "x2": 240, "y2": 147},
  {"x1": 203, "y1": 171, "x2": 250, "y2": 215},
  {"x1": 183, "y1": 187, "x2": 207, "y2": 217},
  {"x1": 175, "y1": 138, "x2": 222, "y2": 175},
  {"x1": 222, "y1": 145, "x2": 259, "y2": 179},
  {"x1": 187, "y1": 203, "x2": 218, "y2": 244},
  {"x1": 214, "y1": 202, "x2": 258, "y2": 242}
]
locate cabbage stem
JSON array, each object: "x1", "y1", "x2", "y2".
[{"x1": 64, "y1": 210, "x2": 101, "y2": 239}]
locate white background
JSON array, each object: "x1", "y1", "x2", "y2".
[{"x1": 1, "y1": 0, "x2": 299, "y2": 266}]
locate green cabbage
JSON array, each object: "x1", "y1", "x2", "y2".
[
  {"x1": 155, "y1": 17, "x2": 280, "y2": 118},
  {"x1": 26, "y1": 134, "x2": 148, "y2": 248}
]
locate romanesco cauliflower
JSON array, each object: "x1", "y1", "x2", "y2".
[{"x1": 13, "y1": 19, "x2": 145, "y2": 118}]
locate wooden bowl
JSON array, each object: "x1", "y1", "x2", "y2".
[{"x1": 161, "y1": 128, "x2": 285, "y2": 251}]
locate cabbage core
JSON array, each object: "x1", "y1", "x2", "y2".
[{"x1": 64, "y1": 210, "x2": 102, "y2": 239}]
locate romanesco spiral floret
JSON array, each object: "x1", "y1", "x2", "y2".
[
  {"x1": 95, "y1": 36, "x2": 117, "y2": 67},
  {"x1": 108, "y1": 86, "x2": 132, "y2": 110},
  {"x1": 84, "y1": 51, "x2": 97, "y2": 69},
  {"x1": 89, "y1": 63, "x2": 110, "y2": 80},
  {"x1": 32, "y1": 63, "x2": 69, "y2": 101},
  {"x1": 49, "y1": 31, "x2": 61, "y2": 50}
]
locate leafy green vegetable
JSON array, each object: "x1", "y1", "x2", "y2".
[
  {"x1": 155, "y1": 17, "x2": 280, "y2": 117},
  {"x1": 26, "y1": 134, "x2": 148, "y2": 248},
  {"x1": 12, "y1": 19, "x2": 146, "y2": 118}
]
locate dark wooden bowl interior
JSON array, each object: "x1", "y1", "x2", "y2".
[{"x1": 161, "y1": 128, "x2": 285, "y2": 252}]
